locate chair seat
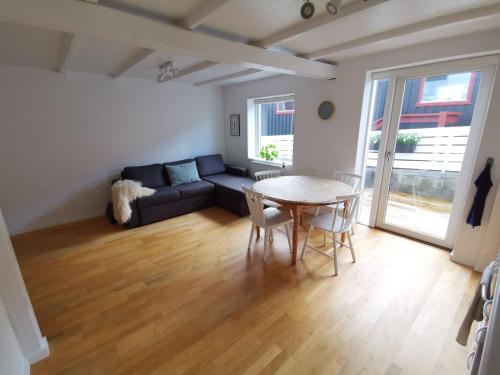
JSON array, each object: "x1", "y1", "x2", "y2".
[
  {"x1": 263, "y1": 207, "x2": 292, "y2": 227},
  {"x1": 305, "y1": 201, "x2": 347, "y2": 217},
  {"x1": 263, "y1": 199, "x2": 281, "y2": 208},
  {"x1": 327, "y1": 201, "x2": 345, "y2": 210},
  {"x1": 307, "y1": 213, "x2": 349, "y2": 233}
]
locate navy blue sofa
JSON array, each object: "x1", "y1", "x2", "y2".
[{"x1": 116, "y1": 154, "x2": 255, "y2": 228}]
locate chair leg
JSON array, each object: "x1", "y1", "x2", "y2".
[
  {"x1": 323, "y1": 231, "x2": 327, "y2": 246},
  {"x1": 247, "y1": 223, "x2": 255, "y2": 251},
  {"x1": 285, "y1": 223, "x2": 292, "y2": 253},
  {"x1": 347, "y1": 231, "x2": 356, "y2": 263},
  {"x1": 332, "y1": 232, "x2": 338, "y2": 276},
  {"x1": 263, "y1": 229, "x2": 269, "y2": 262},
  {"x1": 300, "y1": 225, "x2": 313, "y2": 260}
]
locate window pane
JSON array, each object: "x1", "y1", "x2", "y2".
[
  {"x1": 359, "y1": 79, "x2": 388, "y2": 225},
  {"x1": 383, "y1": 71, "x2": 481, "y2": 239},
  {"x1": 257, "y1": 99, "x2": 294, "y2": 162},
  {"x1": 420, "y1": 72, "x2": 473, "y2": 104},
  {"x1": 276, "y1": 101, "x2": 295, "y2": 114}
]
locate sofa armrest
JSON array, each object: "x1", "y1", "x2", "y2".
[{"x1": 225, "y1": 164, "x2": 248, "y2": 177}]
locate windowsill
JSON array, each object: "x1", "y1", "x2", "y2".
[{"x1": 249, "y1": 158, "x2": 293, "y2": 167}]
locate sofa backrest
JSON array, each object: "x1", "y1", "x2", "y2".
[
  {"x1": 121, "y1": 163, "x2": 167, "y2": 188},
  {"x1": 195, "y1": 154, "x2": 226, "y2": 177}
]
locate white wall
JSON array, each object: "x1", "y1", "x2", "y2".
[
  {"x1": 0, "y1": 67, "x2": 224, "y2": 234},
  {"x1": 223, "y1": 75, "x2": 332, "y2": 175},
  {"x1": 223, "y1": 29, "x2": 500, "y2": 270},
  {"x1": 0, "y1": 297, "x2": 27, "y2": 375},
  {"x1": 0, "y1": 208, "x2": 47, "y2": 366}
]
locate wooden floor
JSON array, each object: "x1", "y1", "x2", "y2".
[{"x1": 12, "y1": 207, "x2": 479, "y2": 375}]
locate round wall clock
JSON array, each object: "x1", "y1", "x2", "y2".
[{"x1": 318, "y1": 101, "x2": 335, "y2": 120}]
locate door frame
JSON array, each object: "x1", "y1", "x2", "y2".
[{"x1": 361, "y1": 55, "x2": 498, "y2": 248}]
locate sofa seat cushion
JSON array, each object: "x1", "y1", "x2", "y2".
[
  {"x1": 202, "y1": 173, "x2": 255, "y2": 193},
  {"x1": 195, "y1": 154, "x2": 226, "y2": 177},
  {"x1": 137, "y1": 186, "x2": 180, "y2": 209},
  {"x1": 172, "y1": 180, "x2": 214, "y2": 199},
  {"x1": 122, "y1": 164, "x2": 167, "y2": 188}
]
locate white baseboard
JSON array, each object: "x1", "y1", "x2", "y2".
[
  {"x1": 10, "y1": 211, "x2": 104, "y2": 236},
  {"x1": 26, "y1": 336, "x2": 49, "y2": 365}
]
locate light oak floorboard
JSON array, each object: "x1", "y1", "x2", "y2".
[{"x1": 11, "y1": 207, "x2": 478, "y2": 375}]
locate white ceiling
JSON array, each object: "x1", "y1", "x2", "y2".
[
  {"x1": 0, "y1": 0, "x2": 499, "y2": 86},
  {"x1": 0, "y1": 21, "x2": 65, "y2": 71},
  {"x1": 280, "y1": 0, "x2": 498, "y2": 54}
]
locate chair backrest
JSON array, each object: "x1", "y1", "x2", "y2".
[
  {"x1": 330, "y1": 192, "x2": 361, "y2": 233},
  {"x1": 255, "y1": 169, "x2": 282, "y2": 181},
  {"x1": 333, "y1": 171, "x2": 362, "y2": 193},
  {"x1": 242, "y1": 186, "x2": 266, "y2": 227}
]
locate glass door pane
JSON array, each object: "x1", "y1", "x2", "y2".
[
  {"x1": 359, "y1": 79, "x2": 389, "y2": 225},
  {"x1": 381, "y1": 71, "x2": 481, "y2": 239}
]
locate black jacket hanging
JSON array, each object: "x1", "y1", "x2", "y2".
[{"x1": 466, "y1": 163, "x2": 493, "y2": 228}]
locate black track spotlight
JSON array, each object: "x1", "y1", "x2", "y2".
[
  {"x1": 326, "y1": 0, "x2": 342, "y2": 15},
  {"x1": 301, "y1": 0, "x2": 315, "y2": 19}
]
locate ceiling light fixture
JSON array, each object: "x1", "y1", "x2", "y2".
[
  {"x1": 300, "y1": 0, "x2": 345, "y2": 19},
  {"x1": 157, "y1": 61, "x2": 178, "y2": 83},
  {"x1": 326, "y1": 0, "x2": 342, "y2": 15},
  {"x1": 301, "y1": 0, "x2": 315, "y2": 19}
]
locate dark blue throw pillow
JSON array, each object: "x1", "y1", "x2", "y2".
[{"x1": 165, "y1": 161, "x2": 201, "y2": 186}]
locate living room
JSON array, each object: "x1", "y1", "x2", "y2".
[{"x1": 1, "y1": 0, "x2": 500, "y2": 374}]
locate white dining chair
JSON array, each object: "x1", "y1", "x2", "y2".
[
  {"x1": 332, "y1": 171, "x2": 363, "y2": 193},
  {"x1": 329, "y1": 171, "x2": 362, "y2": 233},
  {"x1": 301, "y1": 192, "x2": 360, "y2": 276},
  {"x1": 306, "y1": 171, "x2": 362, "y2": 243},
  {"x1": 254, "y1": 170, "x2": 283, "y2": 208},
  {"x1": 243, "y1": 186, "x2": 293, "y2": 262}
]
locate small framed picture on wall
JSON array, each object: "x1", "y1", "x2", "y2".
[{"x1": 230, "y1": 114, "x2": 240, "y2": 136}]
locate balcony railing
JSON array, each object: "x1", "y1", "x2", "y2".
[{"x1": 367, "y1": 126, "x2": 470, "y2": 173}]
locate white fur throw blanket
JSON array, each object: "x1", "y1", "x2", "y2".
[{"x1": 111, "y1": 179, "x2": 155, "y2": 224}]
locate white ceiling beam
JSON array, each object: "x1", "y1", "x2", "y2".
[
  {"x1": 306, "y1": 2, "x2": 500, "y2": 60},
  {"x1": 182, "y1": 0, "x2": 230, "y2": 30},
  {"x1": 0, "y1": 0, "x2": 336, "y2": 80},
  {"x1": 112, "y1": 48, "x2": 155, "y2": 78},
  {"x1": 160, "y1": 61, "x2": 219, "y2": 82},
  {"x1": 195, "y1": 69, "x2": 261, "y2": 86},
  {"x1": 58, "y1": 33, "x2": 80, "y2": 74},
  {"x1": 254, "y1": 0, "x2": 390, "y2": 48}
]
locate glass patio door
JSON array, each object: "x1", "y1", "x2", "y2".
[{"x1": 361, "y1": 57, "x2": 496, "y2": 248}]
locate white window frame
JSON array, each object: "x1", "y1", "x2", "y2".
[{"x1": 247, "y1": 94, "x2": 295, "y2": 165}]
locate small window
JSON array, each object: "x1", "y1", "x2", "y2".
[
  {"x1": 247, "y1": 95, "x2": 295, "y2": 164},
  {"x1": 417, "y1": 72, "x2": 475, "y2": 106},
  {"x1": 275, "y1": 100, "x2": 295, "y2": 114}
]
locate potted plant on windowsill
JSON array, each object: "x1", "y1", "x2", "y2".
[
  {"x1": 260, "y1": 144, "x2": 279, "y2": 161},
  {"x1": 396, "y1": 133, "x2": 421, "y2": 153},
  {"x1": 369, "y1": 134, "x2": 381, "y2": 151}
]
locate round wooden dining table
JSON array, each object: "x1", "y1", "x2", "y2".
[{"x1": 252, "y1": 175, "x2": 354, "y2": 265}]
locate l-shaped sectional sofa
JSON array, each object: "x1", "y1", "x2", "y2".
[{"x1": 113, "y1": 154, "x2": 255, "y2": 227}]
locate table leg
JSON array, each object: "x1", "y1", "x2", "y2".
[
  {"x1": 291, "y1": 205, "x2": 300, "y2": 266},
  {"x1": 255, "y1": 225, "x2": 260, "y2": 240}
]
